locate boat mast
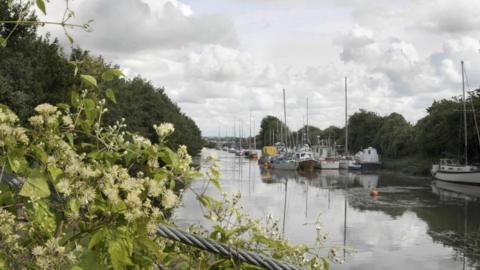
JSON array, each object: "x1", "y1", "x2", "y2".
[
  {"x1": 462, "y1": 61, "x2": 468, "y2": 165},
  {"x1": 253, "y1": 120, "x2": 257, "y2": 149},
  {"x1": 283, "y1": 88, "x2": 287, "y2": 148},
  {"x1": 345, "y1": 76, "x2": 349, "y2": 155},
  {"x1": 249, "y1": 111, "x2": 252, "y2": 150},
  {"x1": 306, "y1": 97, "x2": 309, "y2": 145}
]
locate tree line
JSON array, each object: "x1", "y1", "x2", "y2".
[
  {"x1": 0, "y1": 0, "x2": 203, "y2": 155},
  {"x1": 257, "y1": 92, "x2": 480, "y2": 163}
]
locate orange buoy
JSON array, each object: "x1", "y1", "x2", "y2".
[{"x1": 370, "y1": 188, "x2": 379, "y2": 197}]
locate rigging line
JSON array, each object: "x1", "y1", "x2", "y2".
[{"x1": 464, "y1": 68, "x2": 480, "y2": 151}]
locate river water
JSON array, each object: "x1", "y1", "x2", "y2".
[{"x1": 175, "y1": 149, "x2": 480, "y2": 269}]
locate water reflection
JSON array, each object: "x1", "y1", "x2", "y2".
[{"x1": 175, "y1": 150, "x2": 480, "y2": 270}]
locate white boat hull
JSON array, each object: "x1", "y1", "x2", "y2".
[
  {"x1": 433, "y1": 171, "x2": 480, "y2": 184},
  {"x1": 339, "y1": 159, "x2": 361, "y2": 170},
  {"x1": 320, "y1": 160, "x2": 340, "y2": 170}
]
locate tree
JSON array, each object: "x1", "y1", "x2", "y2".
[
  {"x1": 348, "y1": 109, "x2": 384, "y2": 153},
  {"x1": 374, "y1": 113, "x2": 414, "y2": 158},
  {"x1": 256, "y1": 115, "x2": 290, "y2": 147}
]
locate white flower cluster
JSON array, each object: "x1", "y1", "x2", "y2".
[
  {"x1": 154, "y1": 122, "x2": 175, "y2": 139},
  {"x1": 0, "y1": 209, "x2": 27, "y2": 260},
  {"x1": 0, "y1": 107, "x2": 29, "y2": 146},
  {"x1": 32, "y1": 238, "x2": 77, "y2": 269},
  {"x1": 29, "y1": 103, "x2": 63, "y2": 129},
  {"x1": 35, "y1": 103, "x2": 58, "y2": 115},
  {"x1": 162, "y1": 189, "x2": 178, "y2": 209}
]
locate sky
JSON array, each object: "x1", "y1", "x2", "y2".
[{"x1": 38, "y1": 0, "x2": 480, "y2": 136}]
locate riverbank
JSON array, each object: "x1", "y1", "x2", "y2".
[{"x1": 382, "y1": 156, "x2": 436, "y2": 176}]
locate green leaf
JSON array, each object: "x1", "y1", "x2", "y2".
[
  {"x1": 0, "y1": 36, "x2": 6, "y2": 48},
  {"x1": 105, "y1": 88, "x2": 117, "y2": 104},
  {"x1": 71, "y1": 267, "x2": 84, "y2": 270},
  {"x1": 19, "y1": 171, "x2": 51, "y2": 199},
  {"x1": 31, "y1": 145, "x2": 48, "y2": 163},
  {"x1": 83, "y1": 98, "x2": 97, "y2": 122},
  {"x1": 80, "y1": 74, "x2": 98, "y2": 88},
  {"x1": 7, "y1": 151, "x2": 27, "y2": 173},
  {"x1": 88, "y1": 228, "x2": 108, "y2": 250},
  {"x1": 108, "y1": 238, "x2": 133, "y2": 270},
  {"x1": 47, "y1": 165, "x2": 62, "y2": 183},
  {"x1": 36, "y1": 0, "x2": 46, "y2": 15},
  {"x1": 136, "y1": 237, "x2": 162, "y2": 257},
  {"x1": 66, "y1": 132, "x2": 74, "y2": 146},
  {"x1": 158, "y1": 147, "x2": 178, "y2": 165},
  {"x1": 76, "y1": 250, "x2": 106, "y2": 270},
  {"x1": 67, "y1": 198, "x2": 80, "y2": 217},
  {"x1": 57, "y1": 103, "x2": 70, "y2": 110},
  {"x1": 71, "y1": 91, "x2": 81, "y2": 108},
  {"x1": 31, "y1": 200, "x2": 56, "y2": 236},
  {"x1": 101, "y1": 69, "x2": 124, "y2": 82}
]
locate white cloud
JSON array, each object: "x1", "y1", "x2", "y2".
[{"x1": 35, "y1": 0, "x2": 480, "y2": 136}]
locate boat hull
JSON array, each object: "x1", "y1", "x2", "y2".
[
  {"x1": 271, "y1": 162, "x2": 297, "y2": 170},
  {"x1": 360, "y1": 162, "x2": 382, "y2": 170},
  {"x1": 320, "y1": 160, "x2": 340, "y2": 170},
  {"x1": 339, "y1": 159, "x2": 360, "y2": 170},
  {"x1": 298, "y1": 160, "x2": 316, "y2": 170},
  {"x1": 433, "y1": 171, "x2": 480, "y2": 184}
]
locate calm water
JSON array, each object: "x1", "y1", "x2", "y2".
[{"x1": 175, "y1": 149, "x2": 480, "y2": 270}]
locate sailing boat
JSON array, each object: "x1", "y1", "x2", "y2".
[
  {"x1": 271, "y1": 89, "x2": 298, "y2": 170},
  {"x1": 295, "y1": 97, "x2": 316, "y2": 171},
  {"x1": 338, "y1": 77, "x2": 361, "y2": 170},
  {"x1": 431, "y1": 61, "x2": 480, "y2": 184}
]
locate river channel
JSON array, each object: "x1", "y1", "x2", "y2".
[{"x1": 175, "y1": 149, "x2": 480, "y2": 269}]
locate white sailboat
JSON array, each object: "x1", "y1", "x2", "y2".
[
  {"x1": 295, "y1": 98, "x2": 316, "y2": 171},
  {"x1": 271, "y1": 89, "x2": 298, "y2": 171},
  {"x1": 338, "y1": 77, "x2": 361, "y2": 170},
  {"x1": 312, "y1": 139, "x2": 340, "y2": 169},
  {"x1": 431, "y1": 61, "x2": 480, "y2": 184}
]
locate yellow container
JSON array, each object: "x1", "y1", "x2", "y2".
[{"x1": 262, "y1": 146, "x2": 278, "y2": 156}]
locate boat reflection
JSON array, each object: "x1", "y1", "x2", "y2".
[
  {"x1": 431, "y1": 180, "x2": 480, "y2": 202},
  {"x1": 431, "y1": 181, "x2": 480, "y2": 269}
]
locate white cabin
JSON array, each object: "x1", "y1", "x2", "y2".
[{"x1": 355, "y1": 147, "x2": 381, "y2": 164}]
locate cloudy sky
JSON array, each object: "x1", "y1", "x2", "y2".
[{"x1": 39, "y1": 0, "x2": 480, "y2": 136}]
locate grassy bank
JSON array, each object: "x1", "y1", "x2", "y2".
[{"x1": 382, "y1": 156, "x2": 437, "y2": 176}]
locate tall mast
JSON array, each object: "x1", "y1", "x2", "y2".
[
  {"x1": 249, "y1": 111, "x2": 252, "y2": 149},
  {"x1": 253, "y1": 120, "x2": 257, "y2": 149},
  {"x1": 462, "y1": 61, "x2": 468, "y2": 165},
  {"x1": 345, "y1": 76, "x2": 349, "y2": 155},
  {"x1": 306, "y1": 97, "x2": 309, "y2": 145},
  {"x1": 283, "y1": 89, "x2": 287, "y2": 147}
]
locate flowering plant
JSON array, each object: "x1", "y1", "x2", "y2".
[{"x1": 0, "y1": 77, "x2": 332, "y2": 269}]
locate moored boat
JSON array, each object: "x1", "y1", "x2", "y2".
[
  {"x1": 431, "y1": 159, "x2": 480, "y2": 184},
  {"x1": 320, "y1": 158, "x2": 340, "y2": 170},
  {"x1": 295, "y1": 146, "x2": 316, "y2": 171},
  {"x1": 355, "y1": 147, "x2": 381, "y2": 170},
  {"x1": 431, "y1": 61, "x2": 480, "y2": 184},
  {"x1": 271, "y1": 156, "x2": 297, "y2": 170}
]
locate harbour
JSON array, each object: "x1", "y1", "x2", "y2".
[{"x1": 176, "y1": 149, "x2": 480, "y2": 270}]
